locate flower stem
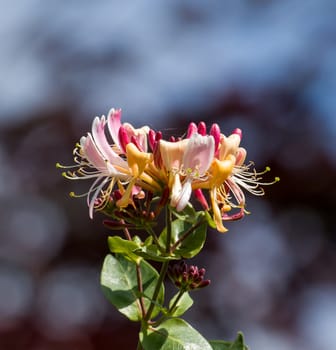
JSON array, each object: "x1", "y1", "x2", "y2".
[
  {"x1": 122, "y1": 221, "x2": 132, "y2": 240},
  {"x1": 168, "y1": 289, "x2": 186, "y2": 315},
  {"x1": 165, "y1": 206, "x2": 172, "y2": 253},
  {"x1": 146, "y1": 225, "x2": 165, "y2": 253},
  {"x1": 136, "y1": 263, "x2": 146, "y2": 318},
  {"x1": 144, "y1": 207, "x2": 172, "y2": 323},
  {"x1": 144, "y1": 260, "x2": 169, "y2": 323},
  {"x1": 122, "y1": 224, "x2": 146, "y2": 319}
]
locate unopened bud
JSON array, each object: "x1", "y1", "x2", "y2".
[
  {"x1": 210, "y1": 123, "x2": 221, "y2": 152},
  {"x1": 148, "y1": 129, "x2": 156, "y2": 150},
  {"x1": 118, "y1": 126, "x2": 130, "y2": 153},
  {"x1": 232, "y1": 128, "x2": 242, "y2": 139},
  {"x1": 198, "y1": 121, "x2": 207, "y2": 135},
  {"x1": 187, "y1": 122, "x2": 197, "y2": 138},
  {"x1": 131, "y1": 135, "x2": 143, "y2": 151},
  {"x1": 168, "y1": 261, "x2": 210, "y2": 291}
]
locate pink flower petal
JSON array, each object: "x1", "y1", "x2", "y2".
[
  {"x1": 183, "y1": 134, "x2": 214, "y2": 175},
  {"x1": 92, "y1": 116, "x2": 126, "y2": 168},
  {"x1": 160, "y1": 139, "x2": 189, "y2": 171},
  {"x1": 175, "y1": 179, "x2": 192, "y2": 212},
  {"x1": 80, "y1": 134, "x2": 106, "y2": 170},
  {"x1": 107, "y1": 108, "x2": 122, "y2": 149}
]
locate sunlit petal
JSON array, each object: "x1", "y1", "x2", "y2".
[
  {"x1": 107, "y1": 108, "x2": 122, "y2": 149},
  {"x1": 183, "y1": 134, "x2": 214, "y2": 175},
  {"x1": 159, "y1": 138, "x2": 189, "y2": 171}
]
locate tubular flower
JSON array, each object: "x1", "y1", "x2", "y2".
[
  {"x1": 58, "y1": 109, "x2": 278, "y2": 230},
  {"x1": 107, "y1": 108, "x2": 150, "y2": 153},
  {"x1": 159, "y1": 133, "x2": 214, "y2": 211},
  {"x1": 196, "y1": 126, "x2": 279, "y2": 232},
  {"x1": 57, "y1": 109, "x2": 159, "y2": 218}
]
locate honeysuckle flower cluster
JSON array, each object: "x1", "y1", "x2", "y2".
[
  {"x1": 58, "y1": 108, "x2": 278, "y2": 349},
  {"x1": 57, "y1": 108, "x2": 278, "y2": 232}
]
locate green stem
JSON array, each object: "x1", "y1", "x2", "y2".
[
  {"x1": 167, "y1": 289, "x2": 186, "y2": 315},
  {"x1": 144, "y1": 207, "x2": 172, "y2": 323},
  {"x1": 144, "y1": 260, "x2": 169, "y2": 323},
  {"x1": 136, "y1": 263, "x2": 146, "y2": 318},
  {"x1": 150, "y1": 289, "x2": 187, "y2": 328},
  {"x1": 165, "y1": 206, "x2": 172, "y2": 253},
  {"x1": 122, "y1": 224, "x2": 146, "y2": 319},
  {"x1": 146, "y1": 225, "x2": 165, "y2": 253}
]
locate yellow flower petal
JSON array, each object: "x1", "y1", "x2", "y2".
[
  {"x1": 126, "y1": 143, "x2": 152, "y2": 178},
  {"x1": 210, "y1": 188, "x2": 228, "y2": 233},
  {"x1": 209, "y1": 155, "x2": 235, "y2": 188}
]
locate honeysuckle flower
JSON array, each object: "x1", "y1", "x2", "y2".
[
  {"x1": 57, "y1": 109, "x2": 160, "y2": 218},
  {"x1": 197, "y1": 127, "x2": 279, "y2": 232},
  {"x1": 59, "y1": 110, "x2": 278, "y2": 232},
  {"x1": 107, "y1": 108, "x2": 150, "y2": 153},
  {"x1": 116, "y1": 142, "x2": 154, "y2": 208},
  {"x1": 160, "y1": 133, "x2": 214, "y2": 211}
]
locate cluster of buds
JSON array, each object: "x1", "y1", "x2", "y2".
[
  {"x1": 168, "y1": 261, "x2": 211, "y2": 291},
  {"x1": 57, "y1": 108, "x2": 278, "y2": 232}
]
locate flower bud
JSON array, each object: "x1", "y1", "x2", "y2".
[
  {"x1": 168, "y1": 261, "x2": 211, "y2": 291},
  {"x1": 210, "y1": 123, "x2": 221, "y2": 153},
  {"x1": 118, "y1": 126, "x2": 130, "y2": 153},
  {"x1": 197, "y1": 121, "x2": 207, "y2": 135},
  {"x1": 187, "y1": 122, "x2": 197, "y2": 138}
]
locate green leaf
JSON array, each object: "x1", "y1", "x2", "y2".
[
  {"x1": 108, "y1": 236, "x2": 142, "y2": 263},
  {"x1": 209, "y1": 340, "x2": 232, "y2": 350},
  {"x1": 168, "y1": 292, "x2": 193, "y2": 317},
  {"x1": 160, "y1": 218, "x2": 207, "y2": 259},
  {"x1": 140, "y1": 318, "x2": 212, "y2": 350},
  {"x1": 134, "y1": 244, "x2": 179, "y2": 262},
  {"x1": 176, "y1": 220, "x2": 207, "y2": 258},
  {"x1": 209, "y1": 332, "x2": 248, "y2": 350},
  {"x1": 171, "y1": 204, "x2": 199, "y2": 223},
  {"x1": 101, "y1": 254, "x2": 164, "y2": 321},
  {"x1": 133, "y1": 235, "x2": 178, "y2": 262}
]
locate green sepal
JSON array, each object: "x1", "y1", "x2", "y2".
[
  {"x1": 140, "y1": 318, "x2": 212, "y2": 350},
  {"x1": 209, "y1": 332, "x2": 248, "y2": 350},
  {"x1": 101, "y1": 254, "x2": 164, "y2": 321},
  {"x1": 168, "y1": 291, "x2": 193, "y2": 317}
]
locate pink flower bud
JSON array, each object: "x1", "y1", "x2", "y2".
[
  {"x1": 210, "y1": 123, "x2": 221, "y2": 153},
  {"x1": 197, "y1": 121, "x2": 207, "y2": 135},
  {"x1": 148, "y1": 129, "x2": 156, "y2": 150},
  {"x1": 232, "y1": 128, "x2": 242, "y2": 139},
  {"x1": 187, "y1": 122, "x2": 197, "y2": 138},
  {"x1": 131, "y1": 135, "x2": 142, "y2": 151},
  {"x1": 118, "y1": 126, "x2": 130, "y2": 153}
]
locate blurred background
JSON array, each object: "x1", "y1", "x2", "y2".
[{"x1": 0, "y1": 1, "x2": 335, "y2": 349}]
